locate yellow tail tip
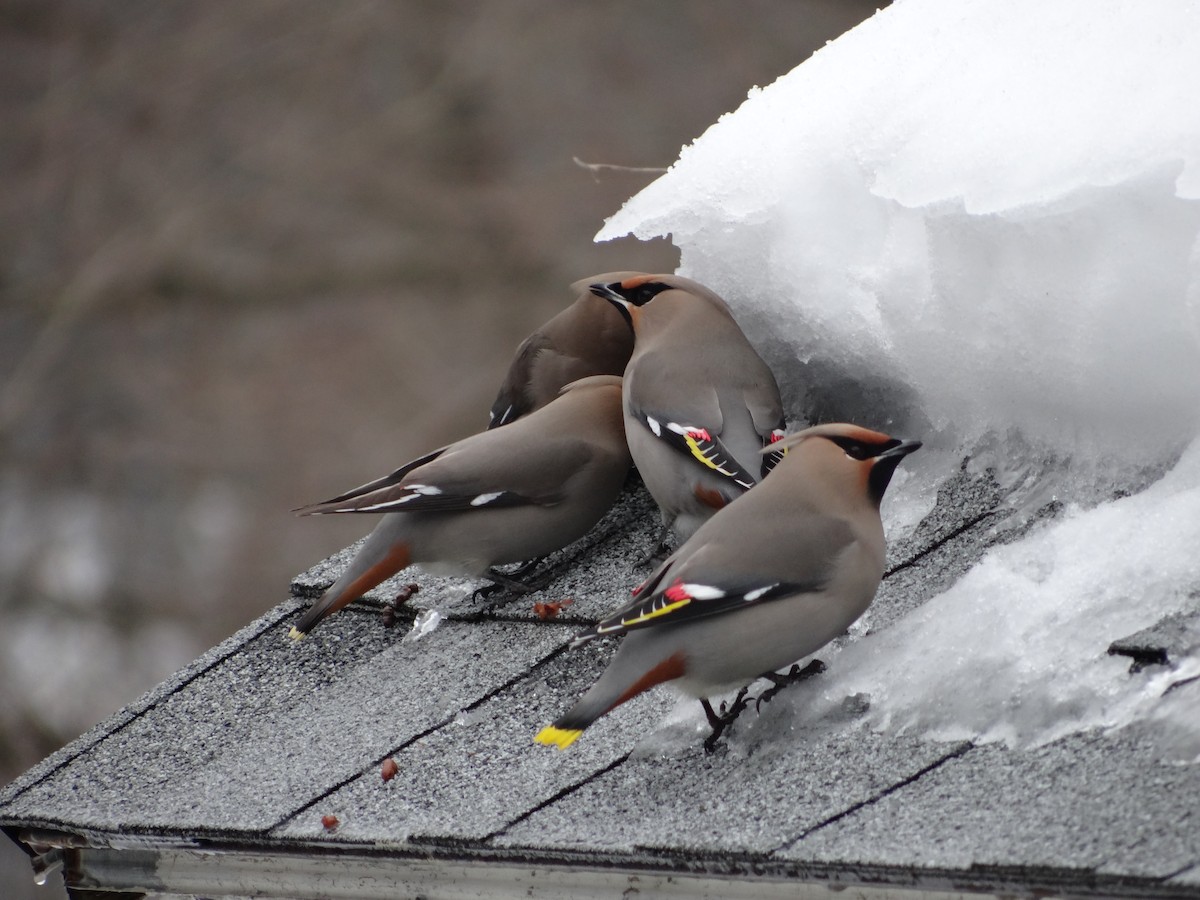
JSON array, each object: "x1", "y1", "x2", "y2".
[
  {"x1": 534, "y1": 725, "x2": 584, "y2": 750},
  {"x1": 288, "y1": 626, "x2": 307, "y2": 642}
]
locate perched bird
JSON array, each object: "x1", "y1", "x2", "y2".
[
  {"x1": 534, "y1": 423, "x2": 921, "y2": 749},
  {"x1": 588, "y1": 274, "x2": 786, "y2": 545},
  {"x1": 291, "y1": 375, "x2": 631, "y2": 639},
  {"x1": 488, "y1": 272, "x2": 641, "y2": 429}
]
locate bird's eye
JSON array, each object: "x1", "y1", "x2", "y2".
[
  {"x1": 629, "y1": 282, "x2": 671, "y2": 306},
  {"x1": 843, "y1": 441, "x2": 871, "y2": 460},
  {"x1": 827, "y1": 435, "x2": 875, "y2": 459}
]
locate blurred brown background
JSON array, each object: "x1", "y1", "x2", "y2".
[{"x1": 0, "y1": 1, "x2": 877, "y2": 894}]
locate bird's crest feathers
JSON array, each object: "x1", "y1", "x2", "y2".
[{"x1": 763, "y1": 423, "x2": 899, "y2": 456}]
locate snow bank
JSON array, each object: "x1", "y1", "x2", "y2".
[
  {"x1": 600, "y1": 0, "x2": 1200, "y2": 461},
  {"x1": 808, "y1": 440, "x2": 1200, "y2": 755},
  {"x1": 601, "y1": 0, "x2": 1200, "y2": 754}
]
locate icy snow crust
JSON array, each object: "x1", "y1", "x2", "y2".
[{"x1": 600, "y1": 0, "x2": 1200, "y2": 755}]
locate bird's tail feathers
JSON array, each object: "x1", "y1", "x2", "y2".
[
  {"x1": 533, "y1": 651, "x2": 686, "y2": 750},
  {"x1": 291, "y1": 536, "x2": 412, "y2": 638},
  {"x1": 533, "y1": 724, "x2": 584, "y2": 749}
]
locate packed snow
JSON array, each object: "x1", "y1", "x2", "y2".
[
  {"x1": 798, "y1": 443, "x2": 1200, "y2": 756},
  {"x1": 602, "y1": 0, "x2": 1200, "y2": 757},
  {"x1": 402, "y1": 608, "x2": 446, "y2": 643}
]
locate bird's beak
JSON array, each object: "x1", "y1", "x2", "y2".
[
  {"x1": 590, "y1": 282, "x2": 634, "y2": 330},
  {"x1": 867, "y1": 438, "x2": 922, "y2": 506},
  {"x1": 589, "y1": 281, "x2": 626, "y2": 305},
  {"x1": 877, "y1": 439, "x2": 922, "y2": 461}
]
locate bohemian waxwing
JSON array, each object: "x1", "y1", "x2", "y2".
[
  {"x1": 588, "y1": 274, "x2": 786, "y2": 544},
  {"x1": 488, "y1": 273, "x2": 642, "y2": 428},
  {"x1": 534, "y1": 423, "x2": 920, "y2": 749},
  {"x1": 291, "y1": 375, "x2": 631, "y2": 639}
]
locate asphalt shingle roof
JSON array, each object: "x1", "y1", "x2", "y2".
[{"x1": 3, "y1": 475, "x2": 1199, "y2": 899}]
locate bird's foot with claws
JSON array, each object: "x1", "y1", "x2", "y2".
[
  {"x1": 474, "y1": 566, "x2": 540, "y2": 600},
  {"x1": 701, "y1": 687, "x2": 752, "y2": 753},
  {"x1": 754, "y1": 659, "x2": 827, "y2": 712},
  {"x1": 632, "y1": 524, "x2": 673, "y2": 570}
]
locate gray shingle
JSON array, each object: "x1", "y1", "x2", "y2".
[
  {"x1": 1173, "y1": 865, "x2": 1200, "y2": 887},
  {"x1": 497, "y1": 712, "x2": 969, "y2": 856},
  {"x1": 3, "y1": 613, "x2": 569, "y2": 834},
  {"x1": 271, "y1": 637, "x2": 664, "y2": 844},
  {"x1": 0, "y1": 599, "x2": 305, "y2": 808},
  {"x1": 781, "y1": 729, "x2": 1200, "y2": 879},
  {"x1": 1108, "y1": 605, "x2": 1200, "y2": 673},
  {"x1": 4, "y1": 466, "x2": 1199, "y2": 899}
]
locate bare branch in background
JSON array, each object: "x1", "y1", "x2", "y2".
[{"x1": 572, "y1": 156, "x2": 669, "y2": 181}]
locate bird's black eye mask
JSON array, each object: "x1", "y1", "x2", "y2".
[
  {"x1": 589, "y1": 280, "x2": 673, "y2": 332},
  {"x1": 617, "y1": 281, "x2": 672, "y2": 306},
  {"x1": 826, "y1": 434, "x2": 902, "y2": 460}
]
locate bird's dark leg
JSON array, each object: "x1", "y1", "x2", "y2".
[
  {"x1": 632, "y1": 523, "x2": 672, "y2": 569},
  {"x1": 701, "y1": 686, "x2": 752, "y2": 753},
  {"x1": 504, "y1": 556, "x2": 546, "y2": 580},
  {"x1": 754, "y1": 659, "x2": 826, "y2": 712},
  {"x1": 474, "y1": 567, "x2": 537, "y2": 599},
  {"x1": 472, "y1": 557, "x2": 554, "y2": 599}
]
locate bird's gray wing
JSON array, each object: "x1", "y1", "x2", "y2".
[
  {"x1": 740, "y1": 374, "x2": 786, "y2": 478},
  {"x1": 626, "y1": 352, "x2": 758, "y2": 490},
  {"x1": 488, "y1": 333, "x2": 550, "y2": 428},
  {"x1": 293, "y1": 446, "x2": 450, "y2": 515},
  {"x1": 760, "y1": 420, "x2": 789, "y2": 478},
  {"x1": 296, "y1": 429, "x2": 600, "y2": 515},
  {"x1": 572, "y1": 513, "x2": 855, "y2": 644},
  {"x1": 628, "y1": 404, "x2": 760, "y2": 492}
]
